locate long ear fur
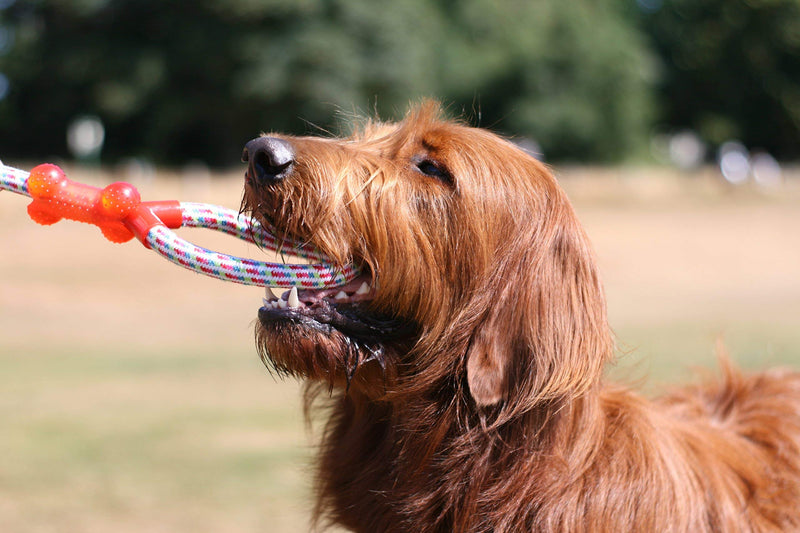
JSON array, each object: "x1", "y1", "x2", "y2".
[
  {"x1": 466, "y1": 310, "x2": 511, "y2": 406},
  {"x1": 466, "y1": 181, "x2": 613, "y2": 411}
]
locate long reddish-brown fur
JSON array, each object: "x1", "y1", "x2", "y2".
[{"x1": 241, "y1": 102, "x2": 800, "y2": 532}]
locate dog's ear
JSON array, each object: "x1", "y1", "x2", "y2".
[
  {"x1": 466, "y1": 315, "x2": 509, "y2": 406},
  {"x1": 464, "y1": 265, "x2": 521, "y2": 407},
  {"x1": 465, "y1": 190, "x2": 613, "y2": 411}
]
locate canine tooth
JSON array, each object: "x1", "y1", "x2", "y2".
[
  {"x1": 335, "y1": 291, "x2": 349, "y2": 301},
  {"x1": 355, "y1": 282, "x2": 371, "y2": 295},
  {"x1": 278, "y1": 299, "x2": 287, "y2": 309},
  {"x1": 262, "y1": 298, "x2": 269, "y2": 307},
  {"x1": 287, "y1": 286, "x2": 300, "y2": 309}
]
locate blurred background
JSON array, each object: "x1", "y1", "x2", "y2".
[{"x1": 0, "y1": 0, "x2": 799, "y2": 531}]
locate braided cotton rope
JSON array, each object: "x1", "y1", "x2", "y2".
[
  {"x1": 0, "y1": 162, "x2": 358, "y2": 289},
  {"x1": 178, "y1": 202, "x2": 328, "y2": 262},
  {"x1": 146, "y1": 225, "x2": 354, "y2": 288},
  {"x1": 0, "y1": 163, "x2": 29, "y2": 195}
]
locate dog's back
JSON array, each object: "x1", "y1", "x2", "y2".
[{"x1": 653, "y1": 364, "x2": 800, "y2": 531}]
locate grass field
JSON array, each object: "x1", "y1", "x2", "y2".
[{"x1": 1, "y1": 165, "x2": 799, "y2": 531}]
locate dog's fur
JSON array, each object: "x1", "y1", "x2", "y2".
[{"x1": 241, "y1": 102, "x2": 800, "y2": 532}]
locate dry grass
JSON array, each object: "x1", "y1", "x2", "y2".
[
  {"x1": 1, "y1": 164, "x2": 799, "y2": 531},
  {"x1": 559, "y1": 166, "x2": 800, "y2": 386}
]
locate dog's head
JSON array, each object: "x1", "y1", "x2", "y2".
[{"x1": 241, "y1": 102, "x2": 612, "y2": 411}]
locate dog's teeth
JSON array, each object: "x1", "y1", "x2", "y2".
[
  {"x1": 278, "y1": 299, "x2": 287, "y2": 309},
  {"x1": 287, "y1": 286, "x2": 300, "y2": 308},
  {"x1": 356, "y1": 282, "x2": 371, "y2": 295},
  {"x1": 262, "y1": 298, "x2": 269, "y2": 307},
  {"x1": 335, "y1": 291, "x2": 349, "y2": 301}
]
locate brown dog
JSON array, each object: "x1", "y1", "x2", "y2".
[{"x1": 241, "y1": 102, "x2": 800, "y2": 532}]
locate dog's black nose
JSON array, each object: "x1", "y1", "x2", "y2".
[{"x1": 242, "y1": 137, "x2": 294, "y2": 184}]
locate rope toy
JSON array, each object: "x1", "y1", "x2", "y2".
[{"x1": 0, "y1": 162, "x2": 359, "y2": 289}]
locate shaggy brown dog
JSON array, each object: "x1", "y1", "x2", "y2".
[{"x1": 241, "y1": 102, "x2": 800, "y2": 532}]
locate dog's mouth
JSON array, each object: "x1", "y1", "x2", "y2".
[
  {"x1": 258, "y1": 267, "x2": 413, "y2": 343},
  {"x1": 261, "y1": 271, "x2": 374, "y2": 312}
]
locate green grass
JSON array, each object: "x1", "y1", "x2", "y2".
[
  {"x1": 611, "y1": 322, "x2": 800, "y2": 388},
  {"x1": 0, "y1": 345, "x2": 313, "y2": 532}
]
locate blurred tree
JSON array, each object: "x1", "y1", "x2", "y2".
[
  {"x1": 0, "y1": 0, "x2": 652, "y2": 165},
  {"x1": 643, "y1": 0, "x2": 800, "y2": 159},
  {"x1": 436, "y1": 0, "x2": 653, "y2": 161}
]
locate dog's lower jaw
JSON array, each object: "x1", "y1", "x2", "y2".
[{"x1": 255, "y1": 305, "x2": 413, "y2": 397}]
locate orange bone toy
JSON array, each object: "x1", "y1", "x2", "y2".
[{"x1": 25, "y1": 163, "x2": 182, "y2": 245}]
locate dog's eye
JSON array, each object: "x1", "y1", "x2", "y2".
[{"x1": 415, "y1": 159, "x2": 452, "y2": 183}]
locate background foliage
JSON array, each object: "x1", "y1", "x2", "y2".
[
  {"x1": 0, "y1": 0, "x2": 797, "y2": 165},
  {"x1": 643, "y1": 0, "x2": 800, "y2": 160}
]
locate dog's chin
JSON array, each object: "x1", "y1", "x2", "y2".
[{"x1": 256, "y1": 292, "x2": 416, "y2": 395}]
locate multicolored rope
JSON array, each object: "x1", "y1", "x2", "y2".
[
  {"x1": 0, "y1": 162, "x2": 30, "y2": 195},
  {"x1": 0, "y1": 162, "x2": 359, "y2": 289},
  {"x1": 146, "y1": 225, "x2": 354, "y2": 288},
  {"x1": 178, "y1": 202, "x2": 328, "y2": 263}
]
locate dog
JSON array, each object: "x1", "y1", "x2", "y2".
[{"x1": 240, "y1": 102, "x2": 800, "y2": 532}]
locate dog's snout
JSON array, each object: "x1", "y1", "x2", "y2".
[{"x1": 242, "y1": 136, "x2": 295, "y2": 184}]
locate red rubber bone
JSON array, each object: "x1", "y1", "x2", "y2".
[{"x1": 25, "y1": 163, "x2": 183, "y2": 245}]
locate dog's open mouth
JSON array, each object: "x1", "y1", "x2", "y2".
[
  {"x1": 258, "y1": 268, "x2": 412, "y2": 342},
  {"x1": 261, "y1": 273, "x2": 376, "y2": 312}
]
